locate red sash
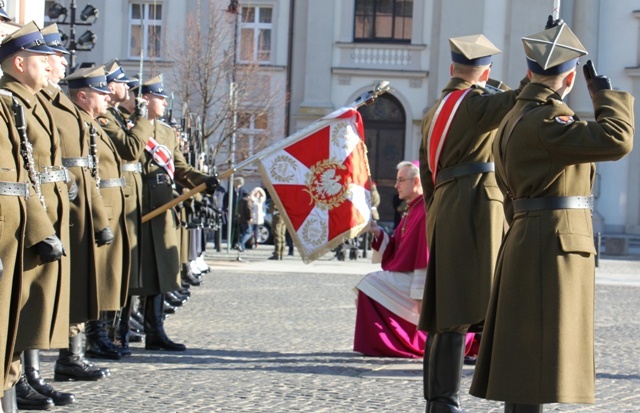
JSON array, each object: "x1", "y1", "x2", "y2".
[
  {"x1": 145, "y1": 137, "x2": 175, "y2": 180},
  {"x1": 426, "y1": 88, "x2": 471, "y2": 182}
]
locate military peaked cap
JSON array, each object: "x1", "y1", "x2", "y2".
[
  {"x1": 64, "y1": 66, "x2": 111, "y2": 93},
  {"x1": 449, "y1": 34, "x2": 500, "y2": 66},
  {"x1": 140, "y1": 74, "x2": 169, "y2": 98},
  {"x1": 41, "y1": 23, "x2": 69, "y2": 55},
  {"x1": 0, "y1": 21, "x2": 55, "y2": 63},
  {"x1": 104, "y1": 59, "x2": 131, "y2": 83},
  {"x1": 522, "y1": 23, "x2": 587, "y2": 75}
]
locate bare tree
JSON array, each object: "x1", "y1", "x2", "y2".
[{"x1": 166, "y1": 0, "x2": 284, "y2": 173}]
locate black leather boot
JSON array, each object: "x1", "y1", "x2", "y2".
[
  {"x1": 144, "y1": 294, "x2": 186, "y2": 351},
  {"x1": 54, "y1": 334, "x2": 108, "y2": 381},
  {"x1": 115, "y1": 300, "x2": 133, "y2": 357},
  {"x1": 166, "y1": 291, "x2": 187, "y2": 307},
  {"x1": 426, "y1": 332, "x2": 466, "y2": 413},
  {"x1": 504, "y1": 402, "x2": 543, "y2": 413},
  {"x1": 15, "y1": 374, "x2": 54, "y2": 411},
  {"x1": 181, "y1": 263, "x2": 201, "y2": 286},
  {"x1": 2, "y1": 387, "x2": 18, "y2": 413},
  {"x1": 23, "y1": 350, "x2": 75, "y2": 406},
  {"x1": 85, "y1": 318, "x2": 122, "y2": 360},
  {"x1": 423, "y1": 333, "x2": 435, "y2": 408}
]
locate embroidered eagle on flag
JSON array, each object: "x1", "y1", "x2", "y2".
[{"x1": 258, "y1": 107, "x2": 372, "y2": 263}]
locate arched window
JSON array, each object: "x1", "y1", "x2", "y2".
[{"x1": 359, "y1": 93, "x2": 406, "y2": 224}]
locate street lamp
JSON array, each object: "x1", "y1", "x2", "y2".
[{"x1": 47, "y1": 1, "x2": 99, "y2": 71}]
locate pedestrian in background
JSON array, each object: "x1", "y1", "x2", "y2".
[{"x1": 250, "y1": 187, "x2": 267, "y2": 247}]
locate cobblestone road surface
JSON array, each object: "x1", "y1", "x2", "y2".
[{"x1": 33, "y1": 247, "x2": 640, "y2": 412}]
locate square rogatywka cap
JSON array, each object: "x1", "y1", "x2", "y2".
[
  {"x1": 104, "y1": 58, "x2": 131, "y2": 83},
  {"x1": 63, "y1": 65, "x2": 111, "y2": 94},
  {"x1": 140, "y1": 74, "x2": 169, "y2": 98},
  {"x1": 0, "y1": 20, "x2": 55, "y2": 63},
  {"x1": 449, "y1": 34, "x2": 501, "y2": 66},
  {"x1": 41, "y1": 23, "x2": 69, "y2": 55},
  {"x1": 522, "y1": 23, "x2": 587, "y2": 75}
]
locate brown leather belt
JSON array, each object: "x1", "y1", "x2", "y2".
[
  {"x1": 435, "y1": 162, "x2": 494, "y2": 185},
  {"x1": 513, "y1": 196, "x2": 593, "y2": 213}
]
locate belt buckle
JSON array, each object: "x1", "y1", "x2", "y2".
[{"x1": 156, "y1": 174, "x2": 169, "y2": 184}]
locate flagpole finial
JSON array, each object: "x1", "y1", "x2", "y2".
[{"x1": 353, "y1": 80, "x2": 391, "y2": 108}]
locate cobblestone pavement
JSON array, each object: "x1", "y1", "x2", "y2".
[{"x1": 34, "y1": 246, "x2": 640, "y2": 412}]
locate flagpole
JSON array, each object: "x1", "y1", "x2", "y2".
[
  {"x1": 141, "y1": 81, "x2": 390, "y2": 224},
  {"x1": 552, "y1": 0, "x2": 561, "y2": 20}
]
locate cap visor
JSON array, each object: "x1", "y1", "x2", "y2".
[
  {"x1": 25, "y1": 44, "x2": 56, "y2": 55},
  {"x1": 89, "y1": 85, "x2": 112, "y2": 94}
]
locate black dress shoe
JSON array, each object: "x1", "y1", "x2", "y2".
[
  {"x1": 85, "y1": 333, "x2": 122, "y2": 360},
  {"x1": 165, "y1": 292, "x2": 186, "y2": 307},
  {"x1": 268, "y1": 254, "x2": 281, "y2": 260},
  {"x1": 27, "y1": 376, "x2": 75, "y2": 406},
  {"x1": 163, "y1": 301, "x2": 177, "y2": 315},
  {"x1": 145, "y1": 333, "x2": 186, "y2": 351},
  {"x1": 54, "y1": 355, "x2": 107, "y2": 382},
  {"x1": 15, "y1": 374, "x2": 54, "y2": 411},
  {"x1": 128, "y1": 329, "x2": 144, "y2": 343}
]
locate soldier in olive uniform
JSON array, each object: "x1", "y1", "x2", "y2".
[
  {"x1": 131, "y1": 75, "x2": 218, "y2": 351},
  {"x1": 0, "y1": 32, "x2": 60, "y2": 412},
  {"x1": 66, "y1": 66, "x2": 132, "y2": 362},
  {"x1": 418, "y1": 34, "x2": 528, "y2": 412},
  {"x1": 97, "y1": 60, "x2": 154, "y2": 356},
  {"x1": 469, "y1": 24, "x2": 634, "y2": 412},
  {"x1": 0, "y1": 22, "x2": 70, "y2": 411},
  {"x1": 38, "y1": 25, "x2": 112, "y2": 388}
]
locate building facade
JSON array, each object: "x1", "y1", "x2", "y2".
[{"x1": 15, "y1": 0, "x2": 640, "y2": 235}]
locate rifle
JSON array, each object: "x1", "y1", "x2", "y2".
[{"x1": 12, "y1": 97, "x2": 45, "y2": 208}]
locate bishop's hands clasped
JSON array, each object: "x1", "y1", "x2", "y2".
[{"x1": 583, "y1": 60, "x2": 612, "y2": 99}]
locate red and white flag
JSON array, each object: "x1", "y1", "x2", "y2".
[{"x1": 258, "y1": 107, "x2": 372, "y2": 263}]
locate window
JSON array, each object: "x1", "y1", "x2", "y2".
[
  {"x1": 354, "y1": 0, "x2": 413, "y2": 42},
  {"x1": 239, "y1": 6, "x2": 272, "y2": 63},
  {"x1": 129, "y1": 2, "x2": 163, "y2": 59},
  {"x1": 237, "y1": 111, "x2": 269, "y2": 160}
]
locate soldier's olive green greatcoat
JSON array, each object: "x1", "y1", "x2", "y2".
[
  {"x1": 418, "y1": 77, "x2": 526, "y2": 333},
  {"x1": 131, "y1": 120, "x2": 210, "y2": 295},
  {"x1": 0, "y1": 75, "x2": 70, "y2": 351},
  {"x1": 97, "y1": 106, "x2": 152, "y2": 291},
  {"x1": 40, "y1": 82, "x2": 110, "y2": 324},
  {"x1": 470, "y1": 83, "x2": 634, "y2": 405},
  {"x1": 79, "y1": 111, "x2": 131, "y2": 311},
  {"x1": 0, "y1": 97, "x2": 55, "y2": 387}
]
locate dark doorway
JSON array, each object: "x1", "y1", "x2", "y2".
[{"x1": 358, "y1": 93, "x2": 406, "y2": 224}]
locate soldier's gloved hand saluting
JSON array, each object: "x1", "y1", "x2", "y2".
[
  {"x1": 205, "y1": 175, "x2": 219, "y2": 194},
  {"x1": 36, "y1": 234, "x2": 66, "y2": 263},
  {"x1": 545, "y1": 15, "x2": 564, "y2": 29},
  {"x1": 583, "y1": 60, "x2": 612, "y2": 99},
  {"x1": 95, "y1": 227, "x2": 114, "y2": 246}
]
